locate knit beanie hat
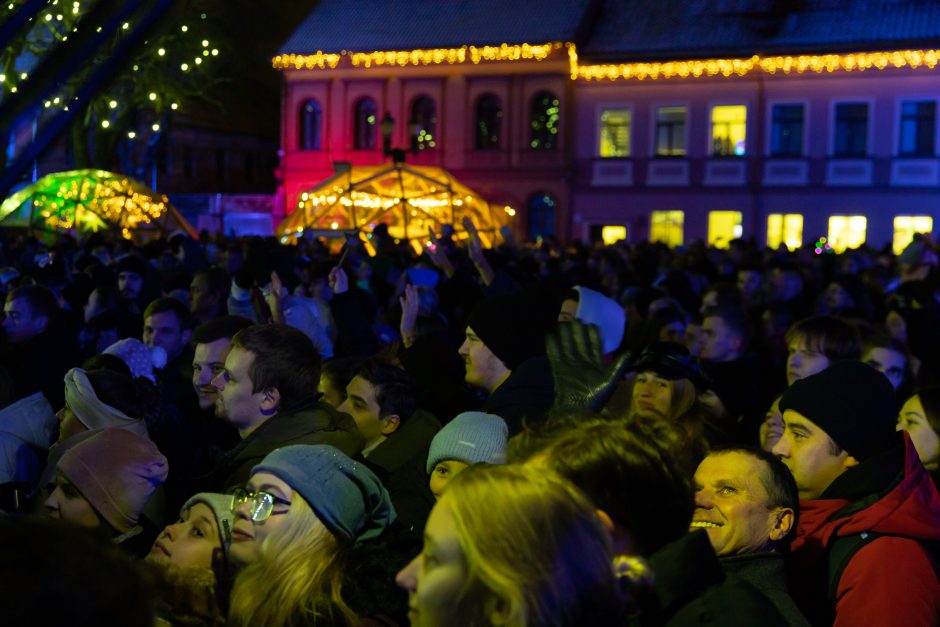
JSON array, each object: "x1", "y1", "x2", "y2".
[
  {"x1": 181, "y1": 493, "x2": 235, "y2": 561},
  {"x1": 103, "y1": 338, "x2": 165, "y2": 382},
  {"x1": 574, "y1": 286, "x2": 626, "y2": 354},
  {"x1": 467, "y1": 292, "x2": 551, "y2": 370},
  {"x1": 114, "y1": 255, "x2": 148, "y2": 278},
  {"x1": 779, "y1": 360, "x2": 899, "y2": 462},
  {"x1": 62, "y1": 368, "x2": 149, "y2": 439},
  {"x1": 426, "y1": 412, "x2": 508, "y2": 474},
  {"x1": 251, "y1": 445, "x2": 396, "y2": 545},
  {"x1": 58, "y1": 427, "x2": 168, "y2": 533}
]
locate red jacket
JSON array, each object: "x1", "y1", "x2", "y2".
[{"x1": 787, "y1": 435, "x2": 940, "y2": 626}]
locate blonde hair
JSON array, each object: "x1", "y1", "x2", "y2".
[
  {"x1": 441, "y1": 465, "x2": 622, "y2": 627},
  {"x1": 228, "y1": 494, "x2": 357, "y2": 627}
]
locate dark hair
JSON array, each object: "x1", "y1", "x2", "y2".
[
  {"x1": 0, "y1": 517, "x2": 155, "y2": 627},
  {"x1": 320, "y1": 357, "x2": 365, "y2": 404},
  {"x1": 526, "y1": 419, "x2": 694, "y2": 557},
  {"x1": 81, "y1": 354, "x2": 132, "y2": 378},
  {"x1": 83, "y1": 368, "x2": 155, "y2": 419},
  {"x1": 143, "y1": 297, "x2": 192, "y2": 330},
  {"x1": 352, "y1": 359, "x2": 417, "y2": 421},
  {"x1": 190, "y1": 315, "x2": 254, "y2": 345},
  {"x1": 708, "y1": 445, "x2": 800, "y2": 547},
  {"x1": 232, "y1": 324, "x2": 321, "y2": 411},
  {"x1": 702, "y1": 305, "x2": 750, "y2": 346},
  {"x1": 7, "y1": 284, "x2": 59, "y2": 320},
  {"x1": 784, "y1": 316, "x2": 861, "y2": 361},
  {"x1": 703, "y1": 282, "x2": 743, "y2": 310},
  {"x1": 915, "y1": 387, "x2": 940, "y2": 435},
  {"x1": 193, "y1": 267, "x2": 230, "y2": 299}
]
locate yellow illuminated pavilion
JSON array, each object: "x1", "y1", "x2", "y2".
[
  {"x1": 0, "y1": 170, "x2": 196, "y2": 242},
  {"x1": 278, "y1": 163, "x2": 515, "y2": 248}
]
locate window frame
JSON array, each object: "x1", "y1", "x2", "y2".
[
  {"x1": 298, "y1": 98, "x2": 322, "y2": 152},
  {"x1": 528, "y1": 90, "x2": 561, "y2": 152},
  {"x1": 830, "y1": 100, "x2": 873, "y2": 158},
  {"x1": 708, "y1": 103, "x2": 748, "y2": 157},
  {"x1": 352, "y1": 96, "x2": 379, "y2": 151},
  {"x1": 596, "y1": 104, "x2": 633, "y2": 158},
  {"x1": 652, "y1": 104, "x2": 689, "y2": 158},
  {"x1": 897, "y1": 98, "x2": 937, "y2": 157},
  {"x1": 767, "y1": 101, "x2": 807, "y2": 158},
  {"x1": 474, "y1": 92, "x2": 504, "y2": 151}
]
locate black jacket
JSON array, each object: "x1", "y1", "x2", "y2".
[
  {"x1": 720, "y1": 552, "x2": 809, "y2": 627},
  {"x1": 481, "y1": 355, "x2": 553, "y2": 435}
]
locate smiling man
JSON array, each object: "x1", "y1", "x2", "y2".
[
  {"x1": 692, "y1": 447, "x2": 807, "y2": 626},
  {"x1": 773, "y1": 360, "x2": 940, "y2": 626}
]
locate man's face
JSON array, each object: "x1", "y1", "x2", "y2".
[
  {"x1": 118, "y1": 271, "x2": 143, "y2": 300},
  {"x1": 189, "y1": 275, "x2": 217, "y2": 316},
  {"x1": 192, "y1": 338, "x2": 233, "y2": 410},
  {"x1": 338, "y1": 375, "x2": 398, "y2": 448},
  {"x1": 863, "y1": 347, "x2": 907, "y2": 392},
  {"x1": 786, "y1": 338, "x2": 830, "y2": 386},
  {"x1": 772, "y1": 409, "x2": 855, "y2": 499},
  {"x1": 699, "y1": 315, "x2": 741, "y2": 362},
  {"x1": 143, "y1": 310, "x2": 190, "y2": 360},
  {"x1": 692, "y1": 451, "x2": 789, "y2": 556},
  {"x1": 737, "y1": 271, "x2": 762, "y2": 300},
  {"x1": 458, "y1": 326, "x2": 509, "y2": 393},
  {"x1": 3, "y1": 297, "x2": 45, "y2": 343},
  {"x1": 210, "y1": 345, "x2": 267, "y2": 433}
]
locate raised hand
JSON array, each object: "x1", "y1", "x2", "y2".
[
  {"x1": 399, "y1": 283, "x2": 420, "y2": 348},
  {"x1": 329, "y1": 266, "x2": 349, "y2": 295}
]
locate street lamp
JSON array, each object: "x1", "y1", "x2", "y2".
[{"x1": 380, "y1": 112, "x2": 420, "y2": 164}]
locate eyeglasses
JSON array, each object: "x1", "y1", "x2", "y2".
[{"x1": 231, "y1": 487, "x2": 292, "y2": 523}]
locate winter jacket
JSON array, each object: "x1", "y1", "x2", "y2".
[
  {"x1": 363, "y1": 409, "x2": 441, "y2": 537},
  {"x1": 720, "y1": 552, "x2": 809, "y2": 627},
  {"x1": 481, "y1": 355, "x2": 554, "y2": 435},
  {"x1": 786, "y1": 435, "x2": 940, "y2": 627},
  {"x1": 205, "y1": 398, "x2": 364, "y2": 493},
  {"x1": 0, "y1": 393, "x2": 56, "y2": 486}
]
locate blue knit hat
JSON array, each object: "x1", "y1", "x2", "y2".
[
  {"x1": 251, "y1": 445, "x2": 396, "y2": 545},
  {"x1": 426, "y1": 412, "x2": 509, "y2": 474}
]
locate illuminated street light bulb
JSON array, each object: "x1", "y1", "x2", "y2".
[
  {"x1": 128, "y1": 131, "x2": 136, "y2": 139},
  {"x1": 152, "y1": 123, "x2": 160, "y2": 132},
  {"x1": 148, "y1": 92, "x2": 156, "y2": 101},
  {"x1": 101, "y1": 120, "x2": 110, "y2": 128}
]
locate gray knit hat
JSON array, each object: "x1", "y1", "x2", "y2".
[
  {"x1": 180, "y1": 493, "x2": 235, "y2": 561},
  {"x1": 251, "y1": 445, "x2": 396, "y2": 545},
  {"x1": 426, "y1": 412, "x2": 509, "y2": 474}
]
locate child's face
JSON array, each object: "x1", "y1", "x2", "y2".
[{"x1": 429, "y1": 460, "x2": 470, "y2": 500}]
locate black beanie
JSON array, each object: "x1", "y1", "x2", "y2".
[
  {"x1": 115, "y1": 255, "x2": 148, "y2": 278},
  {"x1": 779, "y1": 360, "x2": 897, "y2": 462},
  {"x1": 467, "y1": 292, "x2": 550, "y2": 370}
]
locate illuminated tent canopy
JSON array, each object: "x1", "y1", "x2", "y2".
[
  {"x1": 277, "y1": 163, "x2": 516, "y2": 247},
  {"x1": 0, "y1": 170, "x2": 197, "y2": 242}
]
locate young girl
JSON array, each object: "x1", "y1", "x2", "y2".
[
  {"x1": 425, "y1": 411, "x2": 507, "y2": 500},
  {"x1": 227, "y1": 444, "x2": 396, "y2": 627}
]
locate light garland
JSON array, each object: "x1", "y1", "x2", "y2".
[{"x1": 274, "y1": 41, "x2": 940, "y2": 82}]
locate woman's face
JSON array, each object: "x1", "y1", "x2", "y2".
[
  {"x1": 898, "y1": 395, "x2": 940, "y2": 471},
  {"x1": 631, "y1": 371, "x2": 674, "y2": 419},
  {"x1": 229, "y1": 472, "x2": 292, "y2": 566},
  {"x1": 56, "y1": 404, "x2": 85, "y2": 443},
  {"x1": 44, "y1": 471, "x2": 101, "y2": 529},
  {"x1": 147, "y1": 503, "x2": 222, "y2": 570},
  {"x1": 396, "y1": 499, "x2": 468, "y2": 627}
]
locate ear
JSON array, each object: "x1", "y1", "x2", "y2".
[
  {"x1": 768, "y1": 507, "x2": 795, "y2": 542},
  {"x1": 181, "y1": 329, "x2": 192, "y2": 345},
  {"x1": 34, "y1": 314, "x2": 50, "y2": 333},
  {"x1": 260, "y1": 387, "x2": 281, "y2": 413},
  {"x1": 380, "y1": 414, "x2": 401, "y2": 435}
]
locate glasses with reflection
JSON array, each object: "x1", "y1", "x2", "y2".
[{"x1": 231, "y1": 487, "x2": 292, "y2": 522}]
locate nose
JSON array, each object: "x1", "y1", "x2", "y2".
[
  {"x1": 788, "y1": 353, "x2": 801, "y2": 368},
  {"x1": 233, "y1": 498, "x2": 253, "y2": 522},
  {"x1": 395, "y1": 554, "x2": 420, "y2": 592},
  {"x1": 694, "y1": 490, "x2": 714, "y2": 510},
  {"x1": 197, "y1": 369, "x2": 213, "y2": 387},
  {"x1": 337, "y1": 398, "x2": 350, "y2": 414},
  {"x1": 458, "y1": 338, "x2": 469, "y2": 357},
  {"x1": 772, "y1": 434, "x2": 790, "y2": 458},
  {"x1": 44, "y1": 488, "x2": 61, "y2": 516}
]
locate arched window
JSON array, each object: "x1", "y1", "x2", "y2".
[
  {"x1": 529, "y1": 91, "x2": 560, "y2": 151},
  {"x1": 353, "y1": 97, "x2": 378, "y2": 150},
  {"x1": 299, "y1": 99, "x2": 321, "y2": 151},
  {"x1": 411, "y1": 96, "x2": 437, "y2": 151},
  {"x1": 527, "y1": 192, "x2": 556, "y2": 239},
  {"x1": 475, "y1": 93, "x2": 502, "y2": 150}
]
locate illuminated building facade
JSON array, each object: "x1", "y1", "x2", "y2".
[{"x1": 277, "y1": 0, "x2": 940, "y2": 250}]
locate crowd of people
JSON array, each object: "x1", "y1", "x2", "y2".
[{"x1": 0, "y1": 220, "x2": 939, "y2": 626}]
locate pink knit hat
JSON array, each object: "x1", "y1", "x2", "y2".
[{"x1": 57, "y1": 428, "x2": 168, "y2": 533}]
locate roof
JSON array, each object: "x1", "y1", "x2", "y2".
[
  {"x1": 279, "y1": 0, "x2": 596, "y2": 54},
  {"x1": 281, "y1": 0, "x2": 940, "y2": 62},
  {"x1": 584, "y1": 0, "x2": 940, "y2": 60}
]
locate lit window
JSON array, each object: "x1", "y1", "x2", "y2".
[
  {"x1": 893, "y1": 216, "x2": 933, "y2": 254},
  {"x1": 601, "y1": 225, "x2": 627, "y2": 245},
  {"x1": 767, "y1": 214, "x2": 803, "y2": 251},
  {"x1": 834, "y1": 103, "x2": 868, "y2": 157},
  {"x1": 475, "y1": 93, "x2": 502, "y2": 150},
  {"x1": 899, "y1": 101, "x2": 936, "y2": 157},
  {"x1": 828, "y1": 215, "x2": 867, "y2": 252},
  {"x1": 353, "y1": 97, "x2": 378, "y2": 150},
  {"x1": 708, "y1": 211, "x2": 743, "y2": 249},
  {"x1": 599, "y1": 108, "x2": 631, "y2": 157},
  {"x1": 770, "y1": 104, "x2": 804, "y2": 157},
  {"x1": 299, "y1": 99, "x2": 321, "y2": 151},
  {"x1": 711, "y1": 105, "x2": 746, "y2": 156},
  {"x1": 650, "y1": 210, "x2": 684, "y2": 247},
  {"x1": 530, "y1": 91, "x2": 560, "y2": 151},
  {"x1": 656, "y1": 107, "x2": 686, "y2": 156},
  {"x1": 411, "y1": 96, "x2": 437, "y2": 152}
]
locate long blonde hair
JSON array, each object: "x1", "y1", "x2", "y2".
[
  {"x1": 441, "y1": 465, "x2": 623, "y2": 627},
  {"x1": 228, "y1": 494, "x2": 357, "y2": 627}
]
